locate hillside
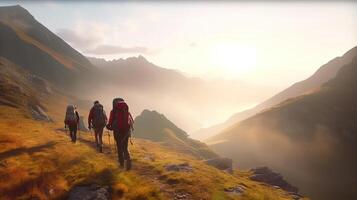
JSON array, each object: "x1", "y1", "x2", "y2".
[
  {"x1": 0, "y1": 5, "x2": 95, "y2": 89},
  {"x1": 194, "y1": 46, "x2": 357, "y2": 140},
  {"x1": 0, "y1": 64, "x2": 304, "y2": 199},
  {"x1": 133, "y1": 110, "x2": 218, "y2": 160},
  {"x1": 207, "y1": 49, "x2": 357, "y2": 200}
]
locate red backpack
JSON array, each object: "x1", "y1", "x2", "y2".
[{"x1": 113, "y1": 101, "x2": 131, "y2": 132}]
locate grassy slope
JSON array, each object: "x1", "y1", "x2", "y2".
[
  {"x1": 133, "y1": 110, "x2": 218, "y2": 160},
  {"x1": 0, "y1": 100, "x2": 301, "y2": 200}
]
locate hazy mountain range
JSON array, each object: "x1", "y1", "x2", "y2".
[
  {"x1": 86, "y1": 55, "x2": 274, "y2": 133},
  {"x1": 207, "y1": 47, "x2": 357, "y2": 200}
]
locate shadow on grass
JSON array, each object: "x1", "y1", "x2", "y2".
[
  {"x1": 77, "y1": 136, "x2": 115, "y2": 155},
  {"x1": 0, "y1": 139, "x2": 13, "y2": 144},
  {"x1": 0, "y1": 141, "x2": 56, "y2": 160}
]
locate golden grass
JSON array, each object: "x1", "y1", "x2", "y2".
[{"x1": 0, "y1": 104, "x2": 306, "y2": 200}]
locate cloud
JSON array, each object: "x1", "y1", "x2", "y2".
[
  {"x1": 56, "y1": 28, "x2": 101, "y2": 50},
  {"x1": 189, "y1": 42, "x2": 198, "y2": 47},
  {"x1": 56, "y1": 28, "x2": 153, "y2": 55},
  {"x1": 84, "y1": 44, "x2": 150, "y2": 55}
]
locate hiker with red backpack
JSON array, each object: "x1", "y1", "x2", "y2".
[
  {"x1": 106, "y1": 98, "x2": 134, "y2": 170},
  {"x1": 88, "y1": 100, "x2": 107, "y2": 153},
  {"x1": 64, "y1": 105, "x2": 80, "y2": 143}
]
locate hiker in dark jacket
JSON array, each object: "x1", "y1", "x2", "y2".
[
  {"x1": 64, "y1": 105, "x2": 80, "y2": 143},
  {"x1": 88, "y1": 100, "x2": 107, "y2": 153},
  {"x1": 106, "y1": 98, "x2": 134, "y2": 170}
]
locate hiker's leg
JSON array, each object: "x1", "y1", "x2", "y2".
[
  {"x1": 96, "y1": 127, "x2": 103, "y2": 152},
  {"x1": 98, "y1": 127, "x2": 103, "y2": 146},
  {"x1": 94, "y1": 128, "x2": 99, "y2": 146},
  {"x1": 69, "y1": 126, "x2": 74, "y2": 142},
  {"x1": 123, "y1": 132, "x2": 131, "y2": 170},
  {"x1": 114, "y1": 130, "x2": 124, "y2": 166},
  {"x1": 73, "y1": 126, "x2": 77, "y2": 143},
  {"x1": 118, "y1": 133, "x2": 125, "y2": 166},
  {"x1": 123, "y1": 133, "x2": 130, "y2": 160}
]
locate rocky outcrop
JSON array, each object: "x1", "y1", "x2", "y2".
[
  {"x1": 30, "y1": 104, "x2": 52, "y2": 122},
  {"x1": 224, "y1": 185, "x2": 245, "y2": 196},
  {"x1": 28, "y1": 75, "x2": 52, "y2": 94},
  {"x1": 250, "y1": 167, "x2": 306, "y2": 199},
  {"x1": 204, "y1": 157, "x2": 232, "y2": 172},
  {"x1": 250, "y1": 167, "x2": 298, "y2": 193},
  {"x1": 165, "y1": 162, "x2": 193, "y2": 172},
  {"x1": 68, "y1": 184, "x2": 110, "y2": 200}
]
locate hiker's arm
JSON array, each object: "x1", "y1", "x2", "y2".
[
  {"x1": 129, "y1": 112, "x2": 134, "y2": 130},
  {"x1": 108, "y1": 110, "x2": 113, "y2": 125},
  {"x1": 104, "y1": 111, "x2": 108, "y2": 124},
  {"x1": 76, "y1": 111, "x2": 80, "y2": 124},
  {"x1": 88, "y1": 108, "x2": 93, "y2": 128},
  {"x1": 106, "y1": 111, "x2": 114, "y2": 130}
]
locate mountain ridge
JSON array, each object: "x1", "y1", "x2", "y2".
[
  {"x1": 0, "y1": 5, "x2": 95, "y2": 89},
  {"x1": 194, "y1": 46, "x2": 357, "y2": 140}
]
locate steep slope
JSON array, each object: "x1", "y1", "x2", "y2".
[
  {"x1": 0, "y1": 5, "x2": 95, "y2": 88},
  {"x1": 133, "y1": 110, "x2": 218, "y2": 159},
  {"x1": 208, "y1": 51, "x2": 357, "y2": 200},
  {"x1": 195, "y1": 46, "x2": 357, "y2": 140}
]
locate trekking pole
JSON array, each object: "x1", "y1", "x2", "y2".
[
  {"x1": 65, "y1": 125, "x2": 69, "y2": 136},
  {"x1": 112, "y1": 131, "x2": 118, "y2": 154},
  {"x1": 107, "y1": 130, "x2": 111, "y2": 148},
  {"x1": 130, "y1": 128, "x2": 134, "y2": 145}
]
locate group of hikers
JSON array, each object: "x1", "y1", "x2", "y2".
[{"x1": 64, "y1": 98, "x2": 134, "y2": 170}]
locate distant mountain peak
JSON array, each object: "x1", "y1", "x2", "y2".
[
  {"x1": 140, "y1": 109, "x2": 163, "y2": 117},
  {"x1": 124, "y1": 55, "x2": 149, "y2": 64},
  {"x1": 135, "y1": 109, "x2": 188, "y2": 139}
]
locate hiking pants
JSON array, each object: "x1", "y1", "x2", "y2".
[
  {"x1": 94, "y1": 126, "x2": 104, "y2": 146},
  {"x1": 113, "y1": 130, "x2": 130, "y2": 165},
  {"x1": 69, "y1": 124, "x2": 78, "y2": 143}
]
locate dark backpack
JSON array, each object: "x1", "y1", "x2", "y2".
[
  {"x1": 92, "y1": 104, "x2": 106, "y2": 128},
  {"x1": 112, "y1": 98, "x2": 124, "y2": 110},
  {"x1": 65, "y1": 105, "x2": 78, "y2": 126}
]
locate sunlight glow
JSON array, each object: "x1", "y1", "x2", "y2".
[{"x1": 210, "y1": 44, "x2": 257, "y2": 78}]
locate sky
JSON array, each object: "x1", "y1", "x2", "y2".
[{"x1": 1, "y1": 1, "x2": 357, "y2": 93}]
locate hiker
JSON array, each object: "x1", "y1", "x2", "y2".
[
  {"x1": 88, "y1": 100, "x2": 107, "y2": 153},
  {"x1": 106, "y1": 98, "x2": 134, "y2": 170},
  {"x1": 64, "y1": 105, "x2": 80, "y2": 143}
]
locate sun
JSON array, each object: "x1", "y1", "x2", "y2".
[{"x1": 210, "y1": 43, "x2": 257, "y2": 78}]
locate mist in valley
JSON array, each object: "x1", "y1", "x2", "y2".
[{"x1": 73, "y1": 56, "x2": 276, "y2": 133}]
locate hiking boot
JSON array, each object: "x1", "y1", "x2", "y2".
[
  {"x1": 126, "y1": 159, "x2": 132, "y2": 171},
  {"x1": 119, "y1": 160, "x2": 124, "y2": 168}
]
